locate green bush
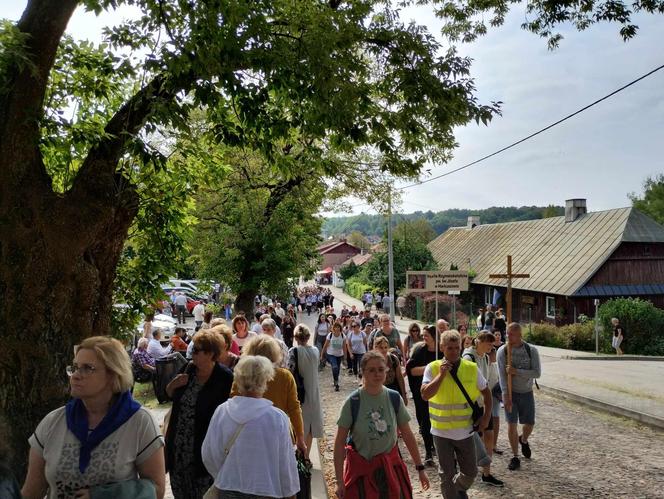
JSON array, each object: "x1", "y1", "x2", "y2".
[
  {"x1": 559, "y1": 321, "x2": 598, "y2": 352},
  {"x1": 523, "y1": 323, "x2": 566, "y2": 349},
  {"x1": 598, "y1": 297, "x2": 664, "y2": 356},
  {"x1": 344, "y1": 276, "x2": 374, "y2": 300}
]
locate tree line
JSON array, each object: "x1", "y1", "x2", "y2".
[{"x1": 324, "y1": 205, "x2": 564, "y2": 238}]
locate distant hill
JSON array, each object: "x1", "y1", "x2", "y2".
[{"x1": 323, "y1": 206, "x2": 564, "y2": 238}]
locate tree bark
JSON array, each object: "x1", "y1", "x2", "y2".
[{"x1": 234, "y1": 289, "x2": 257, "y2": 319}]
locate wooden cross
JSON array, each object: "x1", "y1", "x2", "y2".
[{"x1": 489, "y1": 255, "x2": 530, "y2": 323}]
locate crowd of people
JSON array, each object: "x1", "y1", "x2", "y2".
[{"x1": 18, "y1": 285, "x2": 543, "y2": 499}]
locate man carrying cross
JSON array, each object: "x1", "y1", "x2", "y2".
[{"x1": 497, "y1": 322, "x2": 541, "y2": 471}]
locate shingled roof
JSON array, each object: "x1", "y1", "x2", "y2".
[{"x1": 427, "y1": 207, "x2": 664, "y2": 297}]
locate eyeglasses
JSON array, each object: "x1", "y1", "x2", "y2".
[
  {"x1": 66, "y1": 364, "x2": 98, "y2": 377},
  {"x1": 192, "y1": 347, "x2": 208, "y2": 354}
]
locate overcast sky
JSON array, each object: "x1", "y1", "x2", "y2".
[{"x1": 4, "y1": 3, "x2": 663, "y2": 217}]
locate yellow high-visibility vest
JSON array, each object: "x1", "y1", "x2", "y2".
[{"x1": 428, "y1": 359, "x2": 480, "y2": 431}]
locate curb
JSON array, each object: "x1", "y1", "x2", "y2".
[
  {"x1": 561, "y1": 355, "x2": 664, "y2": 361},
  {"x1": 538, "y1": 384, "x2": 664, "y2": 431},
  {"x1": 310, "y1": 437, "x2": 329, "y2": 499}
]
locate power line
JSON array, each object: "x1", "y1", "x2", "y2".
[{"x1": 398, "y1": 62, "x2": 664, "y2": 191}]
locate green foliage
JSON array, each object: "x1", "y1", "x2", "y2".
[
  {"x1": 598, "y1": 298, "x2": 664, "y2": 355},
  {"x1": 360, "y1": 238, "x2": 437, "y2": 291},
  {"x1": 393, "y1": 218, "x2": 437, "y2": 246},
  {"x1": 344, "y1": 275, "x2": 375, "y2": 300},
  {"x1": 0, "y1": 20, "x2": 35, "y2": 93},
  {"x1": 433, "y1": 0, "x2": 664, "y2": 49},
  {"x1": 190, "y1": 147, "x2": 322, "y2": 303},
  {"x1": 347, "y1": 231, "x2": 371, "y2": 251},
  {"x1": 338, "y1": 261, "x2": 360, "y2": 281},
  {"x1": 629, "y1": 174, "x2": 664, "y2": 225},
  {"x1": 522, "y1": 321, "x2": 600, "y2": 352},
  {"x1": 323, "y1": 206, "x2": 564, "y2": 238}
]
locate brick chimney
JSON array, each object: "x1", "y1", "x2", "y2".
[
  {"x1": 565, "y1": 199, "x2": 587, "y2": 223},
  {"x1": 467, "y1": 216, "x2": 480, "y2": 229}
]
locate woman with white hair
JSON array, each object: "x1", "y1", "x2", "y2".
[
  {"x1": 261, "y1": 317, "x2": 289, "y2": 368},
  {"x1": 132, "y1": 336, "x2": 156, "y2": 383},
  {"x1": 288, "y1": 324, "x2": 324, "y2": 459},
  {"x1": 22, "y1": 336, "x2": 165, "y2": 498},
  {"x1": 232, "y1": 335, "x2": 308, "y2": 456},
  {"x1": 202, "y1": 356, "x2": 299, "y2": 498}
]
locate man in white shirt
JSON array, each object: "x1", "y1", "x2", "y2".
[
  {"x1": 421, "y1": 330, "x2": 492, "y2": 499},
  {"x1": 147, "y1": 329, "x2": 173, "y2": 359},
  {"x1": 192, "y1": 301, "x2": 206, "y2": 329},
  {"x1": 274, "y1": 302, "x2": 286, "y2": 320},
  {"x1": 174, "y1": 292, "x2": 188, "y2": 324}
]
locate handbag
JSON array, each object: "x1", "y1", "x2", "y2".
[
  {"x1": 295, "y1": 449, "x2": 313, "y2": 499},
  {"x1": 202, "y1": 422, "x2": 246, "y2": 499},
  {"x1": 449, "y1": 366, "x2": 483, "y2": 432}
]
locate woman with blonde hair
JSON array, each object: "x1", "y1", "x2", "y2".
[
  {"x1": 22, "y1": 336, "x2": 165, "y2": 499},
  {"x1": 202, "y1": 356, "x2": 299, "y2": 498},
  {"x1": 288, "y1": 324, "x2": 324, "y2": 458},
  {"x1": 234, "y1": 335, "x2": 308, "y2": 456},
  {"x1": 165, "y1": 331, "x2": 233, "y2": 498}
]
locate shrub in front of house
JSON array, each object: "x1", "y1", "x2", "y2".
[{"x1": 598, "y1": 298, "x2": 664, "y2": 356}]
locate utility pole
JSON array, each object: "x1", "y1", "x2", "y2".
[{"x1": 387, "y1": 187, "x2": 395, "y2": 323}]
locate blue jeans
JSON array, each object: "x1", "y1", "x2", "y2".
[
  {"x1": 327, "y1": 354, "x2": 344, "y2": 384},
  {"x1": 350, "y1": 353, "x2": 364, "y2": 376}
]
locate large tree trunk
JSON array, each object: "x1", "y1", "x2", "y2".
[
  {"x1": 0, "y1": 1, "x2": 148, "y2": 479},
  {"x1": 0, "y1": 157, "x2": 139, "y2": 479},
  {"x1": 234, "y1": 289, "x2": 257, "y2": 318}
]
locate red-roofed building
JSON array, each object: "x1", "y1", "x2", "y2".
[{"x1": 317, "y1": 239, "x2": 362, "y2": 270}]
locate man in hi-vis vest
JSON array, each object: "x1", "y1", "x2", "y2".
[{"x1": 421, "y1": 330, "x2": 492, "y2": 499}]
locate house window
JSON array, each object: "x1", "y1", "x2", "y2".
[{"x1": 546, "y1": 296, "x2": 556, "y2": 319}]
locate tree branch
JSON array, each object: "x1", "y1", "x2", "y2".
[{"x1": 0, "y1": 0, "x2": 78, "y2": 190}]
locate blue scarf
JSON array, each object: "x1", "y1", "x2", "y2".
[{"x1": 65, "y1": 391, "x2": 141, "y2": 473}]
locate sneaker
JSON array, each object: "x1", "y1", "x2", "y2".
[
  {"x1": 508, "y1": 456, "x2": 521, "y2": 471},
  {"x1": 481, "y1": 474, "x2": 505, "y2": 487},
  {"x1": 493, "y1": 448, "x2": 504, "y2": 455},
  {"x1": 334, "y1": 384, "x2": 340, "y2": 392},
  {"x1": 519, "y1": 436, "x2": 532, "y2": 459},
  {"x1": 424, "y1": 455, "x2": 435, "y2": 467}
]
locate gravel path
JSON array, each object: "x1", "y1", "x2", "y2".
[{"x1": 317, "y1": 364, "x2": 664, "y2": 499}]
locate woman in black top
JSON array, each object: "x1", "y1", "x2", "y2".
[
  {"x1": 405, "y1": 325, "x2": 443, "y2": 465},
  {"x1": 165, "y1": 331, "x2": 234, "y2": 499}
]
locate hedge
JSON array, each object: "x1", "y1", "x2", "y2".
[
  {"x1": 521, "y1": 297, "x2": 664, "y2": 355},
  {"x1": 598, "y1": 298, "x2": 664, "y2": 356}
]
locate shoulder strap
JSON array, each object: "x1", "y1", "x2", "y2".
[
  {"x1": 221, "y1": 422, "x2": 246, "y2": 465},
  {"x1": 349, "y1": 389, "x2": 361, "y2": 431},
  {"x1": 449, "y1": 364, "x2": 476, "y2": 408},
  {"x1": 523, "y1": 342, "x2": 532, "y2": 359},
  {"x1": 387, "y1": 388, "x2": 401, "y2": 417}
]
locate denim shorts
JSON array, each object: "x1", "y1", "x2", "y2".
[
  {"x1": 491, "y1": 395, "x2": 501, "y2": 418},
  {"x1": 504, "y1": 391, "x2": 535, "y2": 425}
]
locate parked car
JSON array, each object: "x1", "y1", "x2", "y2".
[{"x1": 136, "y1": 313, "x2": 177, "y2": 341}]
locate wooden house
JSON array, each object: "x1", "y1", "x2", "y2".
[
  {"x1": 427, "y1": 199, "x2": 664, "y2": 325},
  {"x1": 317, "y1": 240, "x2": 362, "y2": 271}
]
